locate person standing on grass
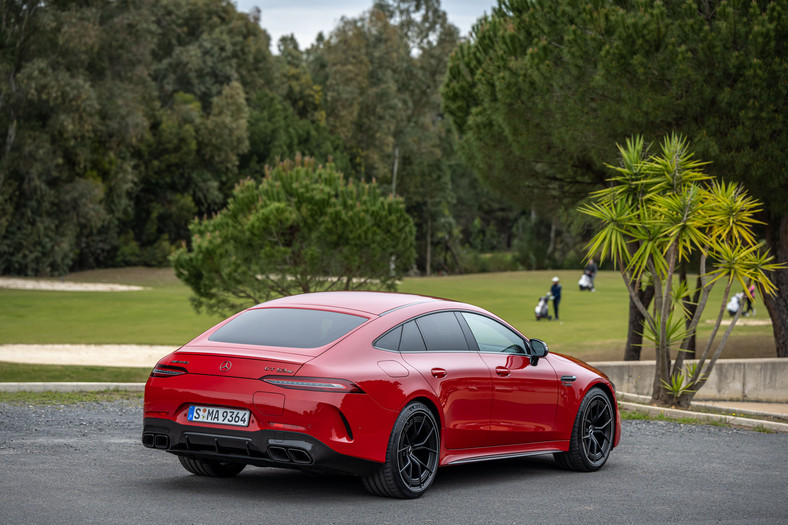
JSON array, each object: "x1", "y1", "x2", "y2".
[
  {"x1": 584, "y1": 258, "x2": 598, "y2": 291},
  {"x1": 550, "y1": 276, "x2": 562, "y2": 321},
  {"x1": 744, "y1": 283, "x2": 756, "y2": 316}
]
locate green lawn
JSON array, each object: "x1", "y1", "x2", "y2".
[
  {"x1": 400, "y1": 269, "x2": 775, "y2": 361},
  {"x1": 0, "y1": 267, "x2": 776, "y2": 382},
  {"x1": 0, "y1": 361, "x2": 151, "y2": 382},
  {"x1": 0, "y1": 268, "x2": 223, "y2": 345}
]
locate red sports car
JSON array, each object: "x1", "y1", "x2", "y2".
[{"x1": 143, "y1": 291, "x2": 620, "y2": 498}]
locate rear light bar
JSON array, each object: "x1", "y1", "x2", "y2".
[
  {"x1": 150, "y1": 364, "x2": 188, "y2": 378},
  {"x1": 262, "y1": 376, "x2": 364, "y2": 393}
]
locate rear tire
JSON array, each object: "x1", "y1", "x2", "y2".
[
  {"x1": 178, "y1": 455, "x2": 246, "y2": 478},
  {"x1": 362, "y1": 401, "x2": 440, "y2": 498},
  {"x1": 554, "y1": 387, "x2": 614, "y2": 471}
]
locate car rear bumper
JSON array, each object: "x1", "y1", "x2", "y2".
[{"x1": 142, "y1": 417, "x2": 381, "y2": 477}]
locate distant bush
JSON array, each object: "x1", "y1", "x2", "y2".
[{"x1": 458, "y1": 250, "x2": 522, "y2": 274}]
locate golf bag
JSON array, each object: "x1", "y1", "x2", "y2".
[
  {"x1": 535, "y1": 294, "x2": 552, "y2": 321},
  {"x1": 727, "y1": 292, "x2": 744, "y2": 317},
  {"x1": 579, "y1": 271, "x2": 594, "y2": 291}
]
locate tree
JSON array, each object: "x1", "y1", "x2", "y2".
[
  {"x1": 0, "y1": 0, "x2": 156, "y2": 274},
  {"x1": 309, "y1": 1, "x2": 476, "y2": 274},
  {"x1": 240, "y1": 89, "x2": 351, "y2": 179},
  {"x1": 441, "y1": 0, "x2": 788, "y2": 356},
  {"x1": 581, "y1": 135, "x2": 783, "y2": 407},
  {"x1": 171, "y1": 156, "x2": 416, "y2": 316},
  {"x1": 126, "y1": 0, "x2": 274, "y2": 265},
  {"x1": 0, "y1": 0, "x2": 276, "y2": 273}
]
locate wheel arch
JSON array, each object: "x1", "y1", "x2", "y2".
[
  {"x1": 586, "y1": 380, "x2": 619, "y2": 447},
  {"x1": 405, "y1": 395, "x2": 442, "y2": 434}
]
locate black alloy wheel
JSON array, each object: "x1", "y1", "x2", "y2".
[
  {"x1": 554, "y1": 387, "x2": 614, "y2": 471},
  {"x1": 581, "y1": 394, "x2": 614, "y2": 465},
  {"x1": 363, "y1": 401, "x2": 440, "y2": 498}
]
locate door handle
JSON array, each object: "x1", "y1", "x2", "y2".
[
  {"x1": 431, "y1": 368, "x2": 447, "y2": 378},
  {"x1": 495, "y1": 366, "x2": 511, "y2": 377}
]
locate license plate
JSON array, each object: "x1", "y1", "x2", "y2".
[{"x1": 187, "y1": 405, "x2": 250, "y2": 427}]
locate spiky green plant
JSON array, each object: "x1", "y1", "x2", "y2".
[{"x1": 580, "y1": 134, "x2": 784, "y2": 407}]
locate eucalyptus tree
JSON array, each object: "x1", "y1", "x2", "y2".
[
  {"x1": 125, "y1": 0, "x2": 274, "y2": 265},
  {"x1": 237, "y1": 36, "x2": 352, "y2": 179},
  {"x1": 0, "y1": 0, "x2": 277, "y2": 272},
  {"x1": 306, "y1": 0, "x2": 466, "y2": 274},
  {"x1": 171, "y1": 157, "x2": 416, "y2": 317},
  {"x1": 581, "y1": 135, "x2": 783, "y2": 407},
  {"x1": 0, "y1": 0, "x2": 156, "y2": 274}
]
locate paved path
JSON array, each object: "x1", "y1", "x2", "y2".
[
  {"x1": 701, "y1": 400, "x2": 788, "y2": 417},
  {"x1": 0, "y1": 344, "x2": 175, "y2": 367}
]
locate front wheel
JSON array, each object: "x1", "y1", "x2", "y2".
[
  {"x1": 362, "y1": 401, "x2": 440, "y2": 498},
  {"x1": 554, "y1": 387, "x2": 614, "y2": 471},
  {"x1": 178, "y1": 455, "x2": 246, "y2": 477}
]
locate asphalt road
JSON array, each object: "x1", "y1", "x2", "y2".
[{"x1": 1, "y1": 400, "x2": 786, "y2": 524}]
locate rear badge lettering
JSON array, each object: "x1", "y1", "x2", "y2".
[{"x1": 264, "y1": 366, "x2": 294, "y2": 374}]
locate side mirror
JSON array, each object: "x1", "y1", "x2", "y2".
[{"x1": 529, "y1": 339, "x2": 549, "y2": 366}]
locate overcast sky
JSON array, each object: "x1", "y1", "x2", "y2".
[{"x1": 234, "y1": 1, "x2": 497, "y2": 51}]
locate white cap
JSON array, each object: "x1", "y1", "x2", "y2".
[{"x1": 552, "y1": 276, "x2": 559, "y2": 282}]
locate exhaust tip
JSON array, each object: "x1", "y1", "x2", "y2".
[
  {"x1": 288, "y1": 448, "x2": 312, "y2": 464},
  {"x1": 154, "y1": 434, "x2": 170, "y2": 449},
  {"x1": 268, "y1": 446, "x2": 290, "y2": 462},
  {"x1": 142, "y1": 433, "x2": 155, "y2": 448}
]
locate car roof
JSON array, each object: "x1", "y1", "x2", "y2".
[{"x1": 257, "y1": 291, "x2": 447, "y2": 316}]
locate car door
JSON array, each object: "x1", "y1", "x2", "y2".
[
  {"x1": 460, "y1": 312, "x2": 559, "y2": 445},
  {"x1": 397, "y1": 312, "x2": 493, "y2": 450}
]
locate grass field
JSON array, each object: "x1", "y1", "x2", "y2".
[
  {"x1": 0, "y1": 266, "x2": 776, "y2": 382},
  {"x1": 399, "y1": 270, "x2": 776, "y2": 361},
  {"x1": 0, "y1": 268, "x2": 223, "y2": 345},
  {"x1": 0, "y1": 361, "x2": 152, "y2": 382}
]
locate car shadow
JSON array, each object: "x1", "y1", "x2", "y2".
[{"x1": 138, "y1": 454, "x2": 571, "y2": 501}]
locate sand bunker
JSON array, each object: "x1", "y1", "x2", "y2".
[
  {"x1": 0, "y1": 277, "x2": 146, "y2": 292},
  {"x1": 706, "y1": 318, "x2": 772, "y2": 326}
]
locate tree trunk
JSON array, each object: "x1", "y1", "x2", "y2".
[
  {"x1": 675, "y1": 391, "x2": 693, "y2": 409},
  {"x1": 391, "y1": 146, "x2": 399, "y2": 195},
  {"x1": 546, "y1": 219, "x2": 556, "y2": 259},
  {"x1": 677, "y1": 271, "x2": 701, "y2": 361},
  {"x1": 425, "y1": 212, "x2": 432, "y2": 277},
  {"x1": 763, "y1": 213, "x2": 788, "y2": 357},
  {"x1": 624, "y1": 284, "x2": 655, "y2": 361}
]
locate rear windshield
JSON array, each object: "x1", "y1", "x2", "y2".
[{"x1": 208, "y1": 308, "x2": 367, "y2": 349}]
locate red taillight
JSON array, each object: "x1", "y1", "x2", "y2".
[
  {"x1": 150, "y1": 364, "x2": 188, "y2": 378},
  {"x1": 262, "y1": 376, "x2": 364, "y2": 393}
]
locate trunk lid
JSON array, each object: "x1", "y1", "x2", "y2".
[{"x1": 163, "y1": 343, "x2": 309, "y2": 379}]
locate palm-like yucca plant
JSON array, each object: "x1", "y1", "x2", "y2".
[{"x1": 579, "y1": 134, "x2": 784, "y2": 407}]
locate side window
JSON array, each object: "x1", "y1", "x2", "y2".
[
  {"x1": 374, "y1": 325, "x2": 402, "y2": 351},
  {"x1": 400, "y1": 321, "x2": 426, "y2": 352},
  {"x1": 461, "y1": 313, "x2": 525, "y2": 354},
  {"x1": 415, "y1": 312, "x2": 470, "y2": 352}
]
